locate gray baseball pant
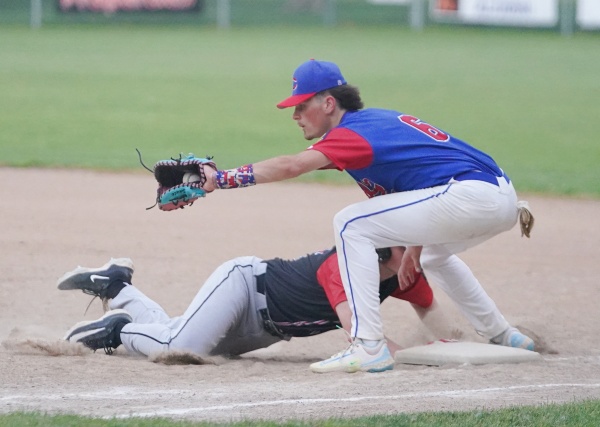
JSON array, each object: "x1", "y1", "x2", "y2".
[{"x1": 108, "y1": 256, "x2": 282, "y2": 357}]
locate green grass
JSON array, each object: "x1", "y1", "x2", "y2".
[
  {"x1": 1, "y1": 26, "x2": 599, "y2": 196},
  {"x1": 3, "y1": 399, "x2": 600, "y2": 426}
]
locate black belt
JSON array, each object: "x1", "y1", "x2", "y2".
[
  {"x1": 256, "y1": 274, "x2": 287, "y2": 339},
  {"x1": 453, "y1": 170, "x2": 510, "y2": 187}
]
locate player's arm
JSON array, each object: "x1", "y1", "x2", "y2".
[
  {"x1": 334, "y1": 301, "x2": 402, "y2": 355},
  {"x1": 203, "y1": 150, "x2": 331, "y2": 191},
  {"x1": 252, "y1": 150, "x2": 332, "y2": 183}
]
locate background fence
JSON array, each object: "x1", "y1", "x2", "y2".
[
  {"x1": 0, "y1": 0, "x2": 597, "y2": 34},
  {"x1": 2, "y1": 0, "x2": 413, "y2": 27}
]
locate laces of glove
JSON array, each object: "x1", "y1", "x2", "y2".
[
  {"x1": 135, "y1": 148, "x2": 160, "y2": 210},
  {"x1": 135, "y1": 148, "x2": 154, "y2": 173}
]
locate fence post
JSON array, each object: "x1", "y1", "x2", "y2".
[
  {"x1": 560, "y1": 0, "x2": 575, "y2": 36},
  {"x1": 323, "y1": 0, "x2": 336, "y2": 27},
  {"x1": 30, "y1": 0, "x2": 42, "y2": 29},
  {"x1": 217, "y1": 0, "x2": 231, "y2": 29},
  {"x1": 410, "y1": 0, "x2": 425, "y2": 31}
]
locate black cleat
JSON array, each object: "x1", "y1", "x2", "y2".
[
  {"x1": 57, "y1": 258, "x2": 134, "y2": 299},
  {"x1": 63, "y1": 309, "x2": 132, "y2": 355}
]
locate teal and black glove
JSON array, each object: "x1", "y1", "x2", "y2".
[{"x1": 153, "y1": 154, "x2": 216, "y2": 211}]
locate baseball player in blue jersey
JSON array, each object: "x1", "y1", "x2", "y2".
[{"x1": 200, "y1": 59, "x2": 535, "y2": 373}]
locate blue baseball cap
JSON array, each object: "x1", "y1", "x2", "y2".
[{"x1": 277, "y1": 59, "x2": 347, "y2": 109}]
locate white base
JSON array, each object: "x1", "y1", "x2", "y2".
[{"x1": 395, "y1": 340, "x2": 543, "y2": 366}]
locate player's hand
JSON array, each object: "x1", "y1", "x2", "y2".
[
  {"x1": 202, "y1": 165, "x2": 217, "y2": 192},
  {"x1": 398, "y1": 245, "x2": 423, "y2": 290}
]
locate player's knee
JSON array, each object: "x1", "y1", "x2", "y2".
[
  {"x1": 420, "y1": 247, "x2": 453, "y2": 270},
  {"x1": 419, "y1": 252, "x2": 444, "y2": 270},
  {"x1": 333, "y1": 205, "x2": 359, "y2": 233}
]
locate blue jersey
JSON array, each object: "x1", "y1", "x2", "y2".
[{"x1": 310, "y1": 108, "x2": 503, "y2": 197}]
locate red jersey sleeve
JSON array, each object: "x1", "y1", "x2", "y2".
[
  {"x1": 308, "y1": 127, "x2": 373, "y2": 171},
  {"x1": 390, "y1": 273, "x2": 433, "y2": 309},
  {"x1": 315, "y1": 252, "x2": 347, "y2": 309}
]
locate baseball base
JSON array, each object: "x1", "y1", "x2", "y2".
[{"x1": 395, "y1": 340, "x2": 543, "y2": 366}]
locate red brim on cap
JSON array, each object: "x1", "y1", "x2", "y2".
[{"x1": 276, "y1": 92, "x2": 316, "y2": 109}]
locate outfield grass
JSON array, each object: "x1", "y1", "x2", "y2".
[
  {"x1": 2, "y1": 399, "x2": 600, "y2": 426},
  {"x1": 1, "y1": 26, "x2": 599, "y2": 196}
]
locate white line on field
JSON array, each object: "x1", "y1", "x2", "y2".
[
  {"x1": 0, "y1": 387, "x2": 187, "y2": 402},
  {"x1": 111, "y1": 383, "x2": 600, "y2": 419}
]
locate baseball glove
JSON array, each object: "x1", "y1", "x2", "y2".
[{"x1": 152, "y1": 153, "x2": 216, "y2": 211}]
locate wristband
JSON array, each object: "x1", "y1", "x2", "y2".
[{"x1": 215, "y1": 164, "x2": 256, "y2": 189}]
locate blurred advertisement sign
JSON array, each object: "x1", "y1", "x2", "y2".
[
  {"x1": 577, "y1": 0, "x2": 600, "y2": 29},
  {"x1": 432, "y1": 0, "x2": 558, "y2": 27},
  {"x1": 367, "y1": 0, "x2": 411, "y2": 4},
  {"x1": 58, "y1": 0, "x2": 202, "y2": 12}
]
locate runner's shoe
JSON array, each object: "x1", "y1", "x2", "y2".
[
  {"x1": 57, "y1": 258, "x2": 134, "y2": 299},
  {"x1": 310, "y1": 339, "x2": 394, "y2": 373},
  {"x1": 491, "y1": 327, "x2": 535, "y2": 351},
  {"x1": 64, "y1": 309, "x2": 132, "y2": 355}
]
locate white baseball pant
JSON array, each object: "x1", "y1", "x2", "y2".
[{"x1": 334, "y1": 176, "x2": 518, "y2": 341}]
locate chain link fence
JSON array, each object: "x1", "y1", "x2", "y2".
[{"x1": 2, "y1": 0, "x2": 413, "y2": 27}]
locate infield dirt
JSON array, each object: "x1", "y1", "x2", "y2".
[{"x1": 1, "y1": 167, "x2": 599, "y2": 422}]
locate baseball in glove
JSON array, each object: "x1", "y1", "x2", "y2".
[{"x1": 142, "y1": 152, "x2": 216, "y2": 211}]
